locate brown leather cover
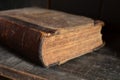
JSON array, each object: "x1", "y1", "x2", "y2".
[{"x1": 0, "y1": 8, "x2": 104, "y2": 67}]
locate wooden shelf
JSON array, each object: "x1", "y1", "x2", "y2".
[{"x1": 0, "y1": 45, "x2": 120, "y2": 80}]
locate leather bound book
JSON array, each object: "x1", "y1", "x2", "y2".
[{"x1": 0, "y1": 8, "x2": 104, "y2": 67}]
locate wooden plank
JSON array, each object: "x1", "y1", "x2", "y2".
[
  {"x1": 0, "y1": 46, "x2": 80, "y2": 80},
  {"x1": 0, "y1": 75, "x2": 11, "y2": 80},
  {"x1": 0, "y1": 65, "x2": 46, "y2": 80},
  {"x1": 0, "y1": 45, "x2": 120, "y2": 80}
]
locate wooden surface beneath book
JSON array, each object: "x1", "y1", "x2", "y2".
[{"x1": 0, "y1": 45, "x2": 120, "y2": 80}]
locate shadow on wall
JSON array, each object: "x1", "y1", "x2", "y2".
[
  {"x1": 0, "y1": 0, "x2": 48, "y2": 10},
  {"x1": 50, "y1": 0, "x2": 103, "y2": 19},
  {"x1": 0, "y1": 0, "x2": 31, "y2": 10}
]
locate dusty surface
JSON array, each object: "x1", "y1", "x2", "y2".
[
  {"x1": 0, "y1": 7, "x2": 94, "y2": 30},
  {"x1": 0, "y1": 45, "x2": 120, "y2": 80}
]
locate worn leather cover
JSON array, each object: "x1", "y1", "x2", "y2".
[{"x1": 0, "y1": 8, "x2": 104, "y2": 67}]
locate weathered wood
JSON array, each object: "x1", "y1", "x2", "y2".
[
  {"x1": 0, "y1": 7, "x2": 104, "y2": 67},
  {"x1": 0, "y1": 75, "x2": 11, "y2": 80},
  {"x1": 0, "y1": 65, "x2": 46, "y2": 80},
  {"x1": 0, "y1": 46, "x2": 80, "y2": 80},
  {"x1": 0, "y1": 46, "x2": 120, "y2": 80}
]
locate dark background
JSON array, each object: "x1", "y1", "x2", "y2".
[
  {"x1": 0, "y1": 0, "x2": 48, "y2": 10},
  {"x1": 0, "y1": 0, "x2": 119, "y2": 53}
]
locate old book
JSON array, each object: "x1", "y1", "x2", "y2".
[{"x1": 0, "y1": 7, "x2": 104, "y2": 67}]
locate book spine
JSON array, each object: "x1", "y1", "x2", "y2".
[{"x1": 0, "y1": 16, "x2": 42, "y2": 62}]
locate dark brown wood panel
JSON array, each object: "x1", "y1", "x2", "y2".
[
  {"x1": 0, "y1": 0, "x2": 49, "y2": 10},
  {"x1": 50, "y1": 0, "x2": 102, "y2": 19}
]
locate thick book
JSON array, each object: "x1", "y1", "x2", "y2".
[{"x1": 0, "y1": 8, "x2": 104, "y2": 67}]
